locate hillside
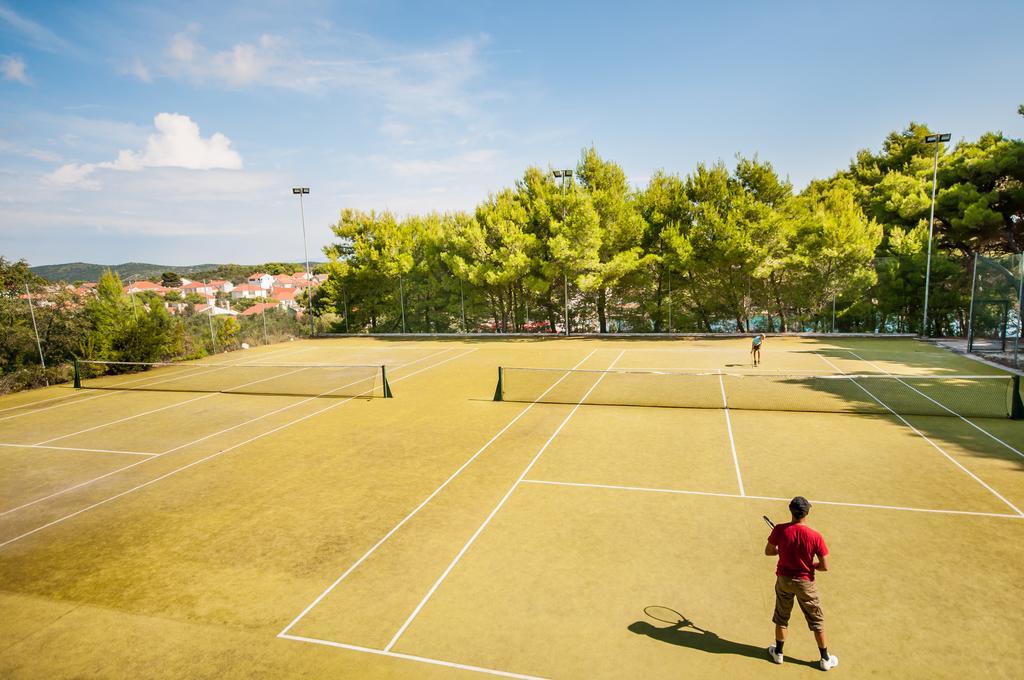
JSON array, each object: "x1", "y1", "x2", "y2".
[
  {"x1": 30, "y1": 262, "x2": 221, "y2": 282},
  {"x1": 30, "y1": 261, "x2": 327, "y2": 283}
]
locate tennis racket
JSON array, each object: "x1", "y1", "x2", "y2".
[{"x1": 763, "y1": 515, "x2": 775, "y2": 529}]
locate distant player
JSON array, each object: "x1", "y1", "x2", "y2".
[
  {"x1": 764, "y1": 497, "x2": 838, "y2": 671},
  {"x1": 751, "y1": 333, "x2": 765, "y2": 366}
]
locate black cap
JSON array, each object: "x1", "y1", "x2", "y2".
[{"x1": 789, "y1": 496, "x2": 812, "y2": 518}]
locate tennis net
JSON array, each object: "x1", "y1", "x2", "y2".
[
  {"x1": 74, "y1": 360, "x2": 393, "y2": 398},
  {"x1": 493, "y1": 367, "x2": 1024, "y2": 419}
]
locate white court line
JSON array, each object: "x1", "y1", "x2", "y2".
[
  {"x1": 34, "y1": 365, "x2": 317, "y2": 446},
  {"x1": 0, "y1": 349, "x2": 452, "y2": 518},
  {"x1": 278, "y1": 348, "x2": 600, "y2": 639},
  {"x1": 717, "y1": 369, "x2": 745, "y2": 496},
  {"x1": 383, "y1": 350, "x2": 625, "y2": 653},
  {"x1": 521, "y1": 480, "x2": 1024, "y2": 520},
  {"x1": 0, "y1": 348, "x2": 475, "y2": 548},
  {"x1": 816, "y1": 352, "x2": 1024, "y2": 517},
  {"x1": 844, "y1": 349, "x2": 1024, "y2": 460},
  {"x1": 279, "y1": 634, "x2": 546, "y2": 680},
  {"x1": 0, "y1": 345, "x2": 313, "y2": 423},
  {"x1": 0, "y1": 443, "x2": 157, "y2": 457}
]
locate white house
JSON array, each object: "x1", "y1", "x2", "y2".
[
  {"x1": 209, "y1": 279, "x2": 234, "y2": 293},
  {"x1": 181, "y1": 281, "x2": 214, "y2": 296},
  {"x1": 247, "y1": 272, "x2": 275, "y2": 290},
  {"x1": 231, "y1": 283, "x2": 266, "y2": 300}
]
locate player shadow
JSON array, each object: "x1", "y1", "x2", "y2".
[{"x1": 627, "y1": 619, "x2": 819, "y2": 669}]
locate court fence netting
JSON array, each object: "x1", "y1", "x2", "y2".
[
  {"x1": 493, "y1": 366, "x2": 1024, "y2": 419},
  {"x1": 73, "y1": 359, "x2": 393, "y2": 399}
]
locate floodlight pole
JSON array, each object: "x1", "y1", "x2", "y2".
[
  {"x1": 553, "y1": 169, "x2": 573, "y2": 336},
  {"x1": 292, "y1": 187, "x2": 315, "y2": 337},
  {"x1": 922, "y1": 132, "x2": 951, "y2": 337},
  {"x1": 832, "y1": 294, "x2": 837, "y2": 333},
  {"x1": 205, "y1": 279, "x2": 217, "y2": 352},
  {"x1": 24, "y1": 283, "x2": 47, "y2": 382}
]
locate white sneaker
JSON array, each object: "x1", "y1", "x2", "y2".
[
  {"x1": 767, "y1": 645, "x2": 783, "y2": 664},
  {"x1": 819, "y1": 654, "x2": 839, "y2": 671}
]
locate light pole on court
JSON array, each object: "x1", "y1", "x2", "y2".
[
  {"x1": 292, "y1": 187, "x2": 315, "y2": 338},
  {"x1": 921, "y1": 132, "x2": 951, "y2": 337},
  {"x1": 553, "y1": 169, "x2": 573, "y2": 336}
]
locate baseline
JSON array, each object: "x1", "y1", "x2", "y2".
[{"x1": 279, "y1": 634, "x2": 545, "y2": 680}]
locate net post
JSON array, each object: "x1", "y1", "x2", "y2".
[
  {"x1": 493, "y1": 366, "x2": 504, "y2": 401},
  {"x1": 381, "y1": 365, "x2": 393, "y2": 398},
  {"x1": 1011, "y1": 376, "x2": 1024, "y2": 420},
  {"x1": 73, "y1": 358, "x2": 81, "y2": 389}
]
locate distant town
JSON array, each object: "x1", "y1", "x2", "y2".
[{"x1": 24, "y1": 269, "x2": 328, "y2": 318}]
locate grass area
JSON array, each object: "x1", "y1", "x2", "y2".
[{"x1": 1, "y1": 336, "x2": 1022, "y2": 678}]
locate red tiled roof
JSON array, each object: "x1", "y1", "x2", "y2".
[
  {"x1": 240, "y1": 302, "x2": 277, "y2": 316},
  {"x1": 232, "y1": 284, "x2": 264, "y2": 292},
  {"x1": 272, "y1": 288, "x2": 296, "y2": 301}
]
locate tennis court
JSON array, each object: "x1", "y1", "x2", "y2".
[{"x1": 1, "y1": 336, "x2": 1022, "y2": 678}]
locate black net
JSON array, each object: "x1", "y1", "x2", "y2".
[
  {"x1": 75, "y1": 360, "x2": 386, "y2": 398},
  {"x1": 495, "y1": 367, "x2": 1020, "y2": 419}
]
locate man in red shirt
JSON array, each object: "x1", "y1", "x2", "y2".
[{"x1": 764, "y1": 496, "x2": 839, "y2": 671}]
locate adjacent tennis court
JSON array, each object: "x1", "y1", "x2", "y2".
[{"x1": 1, "y1": 336, "x2": 1022, "y2": 678}]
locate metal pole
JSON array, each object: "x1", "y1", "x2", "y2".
[
  {"x1": 399, "y1": 276, "x2": 406, "y2": 333},
  {"x1": 297, "y1": 190, "x2": 315, "y2": 338},
  {"x1": 460, "y1": 278, "x2": 467, "y2": 333},
  {"x1": 1016, "y1": 253, "x2": 1023, "y2": 365},
  {"x1": 922, "y1": 139, "x2": 941, "y2": 336},
  {"x1": 967, "y1": 250, "x2": 979, "y2": 350},
  {"x1": 562, "y1": 178, "x2": 569, "y2": 336},
  {"x1": 25, "y1": 283, "x2": 47, "y2": 382},
  {"x1": 667, "y1": 268, "x2": 673, "y2": 333},
  {"x1": 206, "y1": 284, "x2": 217, "y2": 353},
  {"x1": 832, "y1": 295, "x2": 836, "y2": 333},
  {"x1": 343, "y1": 289, "x2": 350, "y2": 334},
  {"x1": 261, "y1": 304, "x2": 269, "y2": 345}
]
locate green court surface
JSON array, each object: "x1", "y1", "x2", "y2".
[{"x1": 1, "y1": 336, "x2": 1022, "y2": 679}]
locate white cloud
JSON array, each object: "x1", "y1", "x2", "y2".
[
  {"x1": 125, "y1": 57, "x2": 151, "y2": 83},
  {"x1": 165, "y1": 27, "x2": 278, "y2": 87},
  {"x1": 155, "y1": 26, "x2": 492, "y2": 117},
  {"x1": 1, "y1": 55, "x2": 29, "y2": 84},
  {"x1": 44, "y1": 113, "x2": 243, "y2": 188},
  {"x1": 0, "y1": 4, "x2": 73, "y2": 53}
]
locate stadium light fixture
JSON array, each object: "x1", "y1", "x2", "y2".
[
  {"x1": 291, "y1": 187, "x2": 315, "y2": 337},
  {"x1": 921, "y1": 133, "x2": 951, "y2": 337}
]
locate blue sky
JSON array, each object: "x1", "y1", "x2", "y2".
[{"x1": 1, "y1": 0, "x2": 1021, "y2": 266}]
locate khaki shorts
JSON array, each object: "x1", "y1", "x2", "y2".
[{"x1": 772, "y1": 575, "x2": 825, "y2": 631}]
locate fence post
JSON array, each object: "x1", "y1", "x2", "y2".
[{"x1": 25, "y1": 283, "x2": 48, "y2": 385}]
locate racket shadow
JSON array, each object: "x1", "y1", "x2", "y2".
[{"x1": 629, "y1": 609, "x2": 819, "y2": 668}]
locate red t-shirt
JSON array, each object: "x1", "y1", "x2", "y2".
[{"x1": 769, "y1": 522, "x2": 828, "y2": 581}]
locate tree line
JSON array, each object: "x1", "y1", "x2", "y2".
[{"x1": 318, "y1": 114, "x2": 1024, "y2": 336}]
